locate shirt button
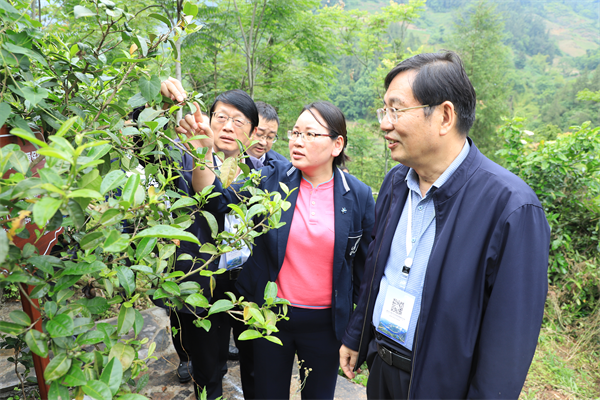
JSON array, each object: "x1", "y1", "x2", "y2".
[
  {"x1": 418, "y1": 206, "x2": 423, "y2": 211},
  {"x1": 311, "y1": 201, "x2": 315, "y2": 205},
  {"x1": 412, "y1": 238, "x2": 416, "y2": 243},
  {"x1": 311, "y1": 212, "x2": 315, "y2": 216}
]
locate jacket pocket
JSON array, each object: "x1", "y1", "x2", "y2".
[{"x1": 346, "y1": 230, "x2": 363, "y2": 258}]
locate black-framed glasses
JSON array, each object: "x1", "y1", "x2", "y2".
[
  {"x1": 376, "y1": 105, "x2": 431, "y2": 124},
  {"x1": 255, "y1": 130, "x2": 278, "y2": 143},
  {"x1": 212, "y1": 112, "x2": 250, "y2": 128},
  {"x1": 287, "y1": 130, "x2": 337, "y2": 142}
]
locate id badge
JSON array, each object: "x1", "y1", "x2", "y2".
[
  {"x1": 376, "y1": 285, "x2": 415, "y2": 345},
  {"x1": 225, "y1": 250, "x2": 243, "y2": 269}
]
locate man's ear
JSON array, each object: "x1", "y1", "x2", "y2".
[{"x1": 439, "y1": 101, "x2": 457, "y2": 137}]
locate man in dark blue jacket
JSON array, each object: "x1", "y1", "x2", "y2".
[
  {"x1": 246, "y1": 101, "x2": 288, "y2": 165},
  {"x1": 339, "y1": 51, "x2": 550, "y2": 399},
  {"x1": 160, "y1": 79, "x2": 262, "y2": 400}
]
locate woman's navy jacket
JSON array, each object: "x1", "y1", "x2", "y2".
[
  {"x1": 343, "y1": 139, "x2": 550, "y2": 399},
  {"x1": 205, "y1": 161, "x2": 376, "y2": 341}
]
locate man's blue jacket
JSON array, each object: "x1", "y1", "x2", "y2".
[
  {"x1": 342, "y1": 139, "x2": 550, "y2": 399},
  {"x1": 205, "y1": 161, "x2": 376, "y2": 341},
  {"x1": 156, "y1": 152, "x2": 262, "y2": 313},
  {"x1": 263, "y1": 149, "x2": 287, "y2": 164}
]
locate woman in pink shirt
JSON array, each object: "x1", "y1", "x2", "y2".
[{"x1": 183, "y1": 101, "x2": 375, "y2": 400}]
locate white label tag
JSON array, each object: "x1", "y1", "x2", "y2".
[
  {"x1": 376, "y1": 285, "x2": 415, "y2": 345},
  {"x1": 224, "y1": 249, "x2": 243, "y2": 269}
]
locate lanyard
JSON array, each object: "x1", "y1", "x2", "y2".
[{"x1": 398, "y1": 192, "x2": 435, "y2": 291}]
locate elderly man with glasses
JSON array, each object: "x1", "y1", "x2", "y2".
[{"x1": 339, "y1": 51, "x2": 550, "y2": 400}]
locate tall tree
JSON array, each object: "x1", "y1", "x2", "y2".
[
  {"x1": 450, "y1": 0, "x2": 511, "y2": 156},
  {"x1": 180, "y1": 0, "x2": 335, "y2": 130}
]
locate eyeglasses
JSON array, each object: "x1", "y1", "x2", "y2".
[
  {"x1": 255, "y1": 129, "x2": 278, "y2": 143},
  {"x1": 287, "y1": 130, "x2": 337, "y2": 142},
  {"x1": 376, "y1": 105, "x2": 431, "y2": 124},
  {"x1": 212, "y1": 112, "x2": 250, "y2": 128}
]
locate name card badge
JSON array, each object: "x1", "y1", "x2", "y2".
[
  {"x1": 225, "y1": 249, "x2": 243, "y2": 269},
  {"x1": 377, "y1": 285, "x2": 416, "y2": 345}
]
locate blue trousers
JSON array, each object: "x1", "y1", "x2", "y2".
[{"x1": 254, "y1": 307, "x2": 341, "y2": 400}]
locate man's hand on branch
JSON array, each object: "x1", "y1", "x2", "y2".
[
  {"x1": 161, "y1": 77, "x2": 187, "y2": 103},
  {"x1": 176, "y1": 101, "x2": 214, "y2": 151}
]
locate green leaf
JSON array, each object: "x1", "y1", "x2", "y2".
[
  {"x1": 9, "y1": 127, "x2": 48, "y2": 148},
  {"x1": 99, "y1": 209, "x2": 123, "y2": 227},
  {"x1": 67, "y1": 189, "x2": 102, "y2": 199},
  {"x1": 8, "y1": 150, "x2": 29, "y2": 174},
  {"x1": 24, "y1": 329, "x2": 48, "y2": 357},
  {"x1": 121, "y1": 173, "x2": 140, "y2": 205},
  {"x1": 183, "y1": 2, "x2": 198, "y2": 17},
  {"x1": 207, "y1": 299, "x2": 234, "y2": 316},
  {"x1": 45, "y1": 301, "x2": 57, "y2": 319},
  {"x1": 264, "y1": 281, "x2": 278, "y2": 302},
  {"x1": 133, "y1": 309, "x2": 144, "y2": 338},
  {"x1": 135, "y1": 237, "x2": 157, "y2": 261},
  {"x1": 80, "y1": 231, "x2": 105, "y2": 251},
  {"x1": 135, "y1": 225, "x2": 200, "y2": 245},
  {"x1": 100, "y1": 170, "x2": 126, "y2": 195},
  {"x1": 55, "y1": 116, "x2": 78, "y2": 138},
  {"x1": 73, "y1": 317, "x2": 94, "y2": 335},
  {"x1": 48, "y1": 381, "x2": 70, "y2": 400},
  {"x1": 108, "y1": 342, "x2": 135, "y2": 370},
  {"x1": 9, "y1": 310, "x2": 31, "y2": 326},
  {"x1": 103, "y1": 230, "x2": 129, "y2": 253},
  {"x1": 75, "y1": 330, "x2": 105, "y2": 345},
  {"x1": 36, "y1": 147, "x2": 72, "y2": 163},
  {"x1": 80, "y1": 297, "x2": 109, "y2": 315},
  {"x1": 115, "y1": 265, "x2": 135, "y2": 297},
  {"x1": 263, "y1": 335, "x2": 283, "y2": 346},
  {"x1": 0, "y1": 102, "x2": 11, "y2": 128},
  {"x1": 170, "y1": 197, "x2": 197, "y2": 211},
  {"x1": 185, "y1": 293, "x2": 209, "y2": 309},
  {"x1": 66, "y1": 199, "x2": 86, "y2": 230},
  {"x1": 138, "y1": 76, "x2": 161, "y2": 104},
  {"x1": 100, "y1": 357, "x2": 123, "y2": 395},
  {"x1": 62, "y1": 260, "x2": 106, "y2": 275},
  {"x1": 200, "y1": 211, "x2": 219, "y2": 238},
  {"x1": 247, "y1": 204, "x2": 267, "y2": 220},
  {"x1": 82, "y1": 380, "x2": 112, "y2": 400},
  {"x1": 47, "y1": 314, "x2": 74, "y2": 338},
  {"x1": 44, "y1": 353, "x2": 72, "y2": 382},
  {"x1": 117, "y1": 305, "x2": 135, "y2": 335},
  {"x1": 33, "y1": 197, "x2": 62, "y2": 228},
  {"x1": 238, "y1": 329, "x2": 262, "y2": 341},
  {"x1": 161, "y1": 281, "x2": 180, "y2": 296},
  {"x1": 194, "y1": 318, "x2": 211, "y2": 332},
  {"x1": 61, "y1": 361, "x2": 87, "y2": 386},
  {"x1": 74, "y1": 5, "x2": 97, "y2": 18},
  {"x1": 136, "y1": 35, "x2": 148, "y2": 57},
  {"x1": 148, "y1": 13, "x2": 171, "y2": 28},
  {"x1": 0, "y1": 321, "x2": 24, "y2": 335}
]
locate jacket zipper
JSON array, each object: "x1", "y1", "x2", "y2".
[{"x1": 355, "y1": 174, "x2": 396, "y2": 369}]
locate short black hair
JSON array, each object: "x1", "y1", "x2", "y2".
[
  {"x1": 255, "y1": 101, "x2": 279, "y2": 126},
  {"x1": 209, "y1": 89, "x2": 259, "y2": 131},
  {"x1": 384, "y1": 51, "x2": 476, "y2": 136},
  {"x1": 301, "y1": 101, "x2": 349, "y2": 167}
]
